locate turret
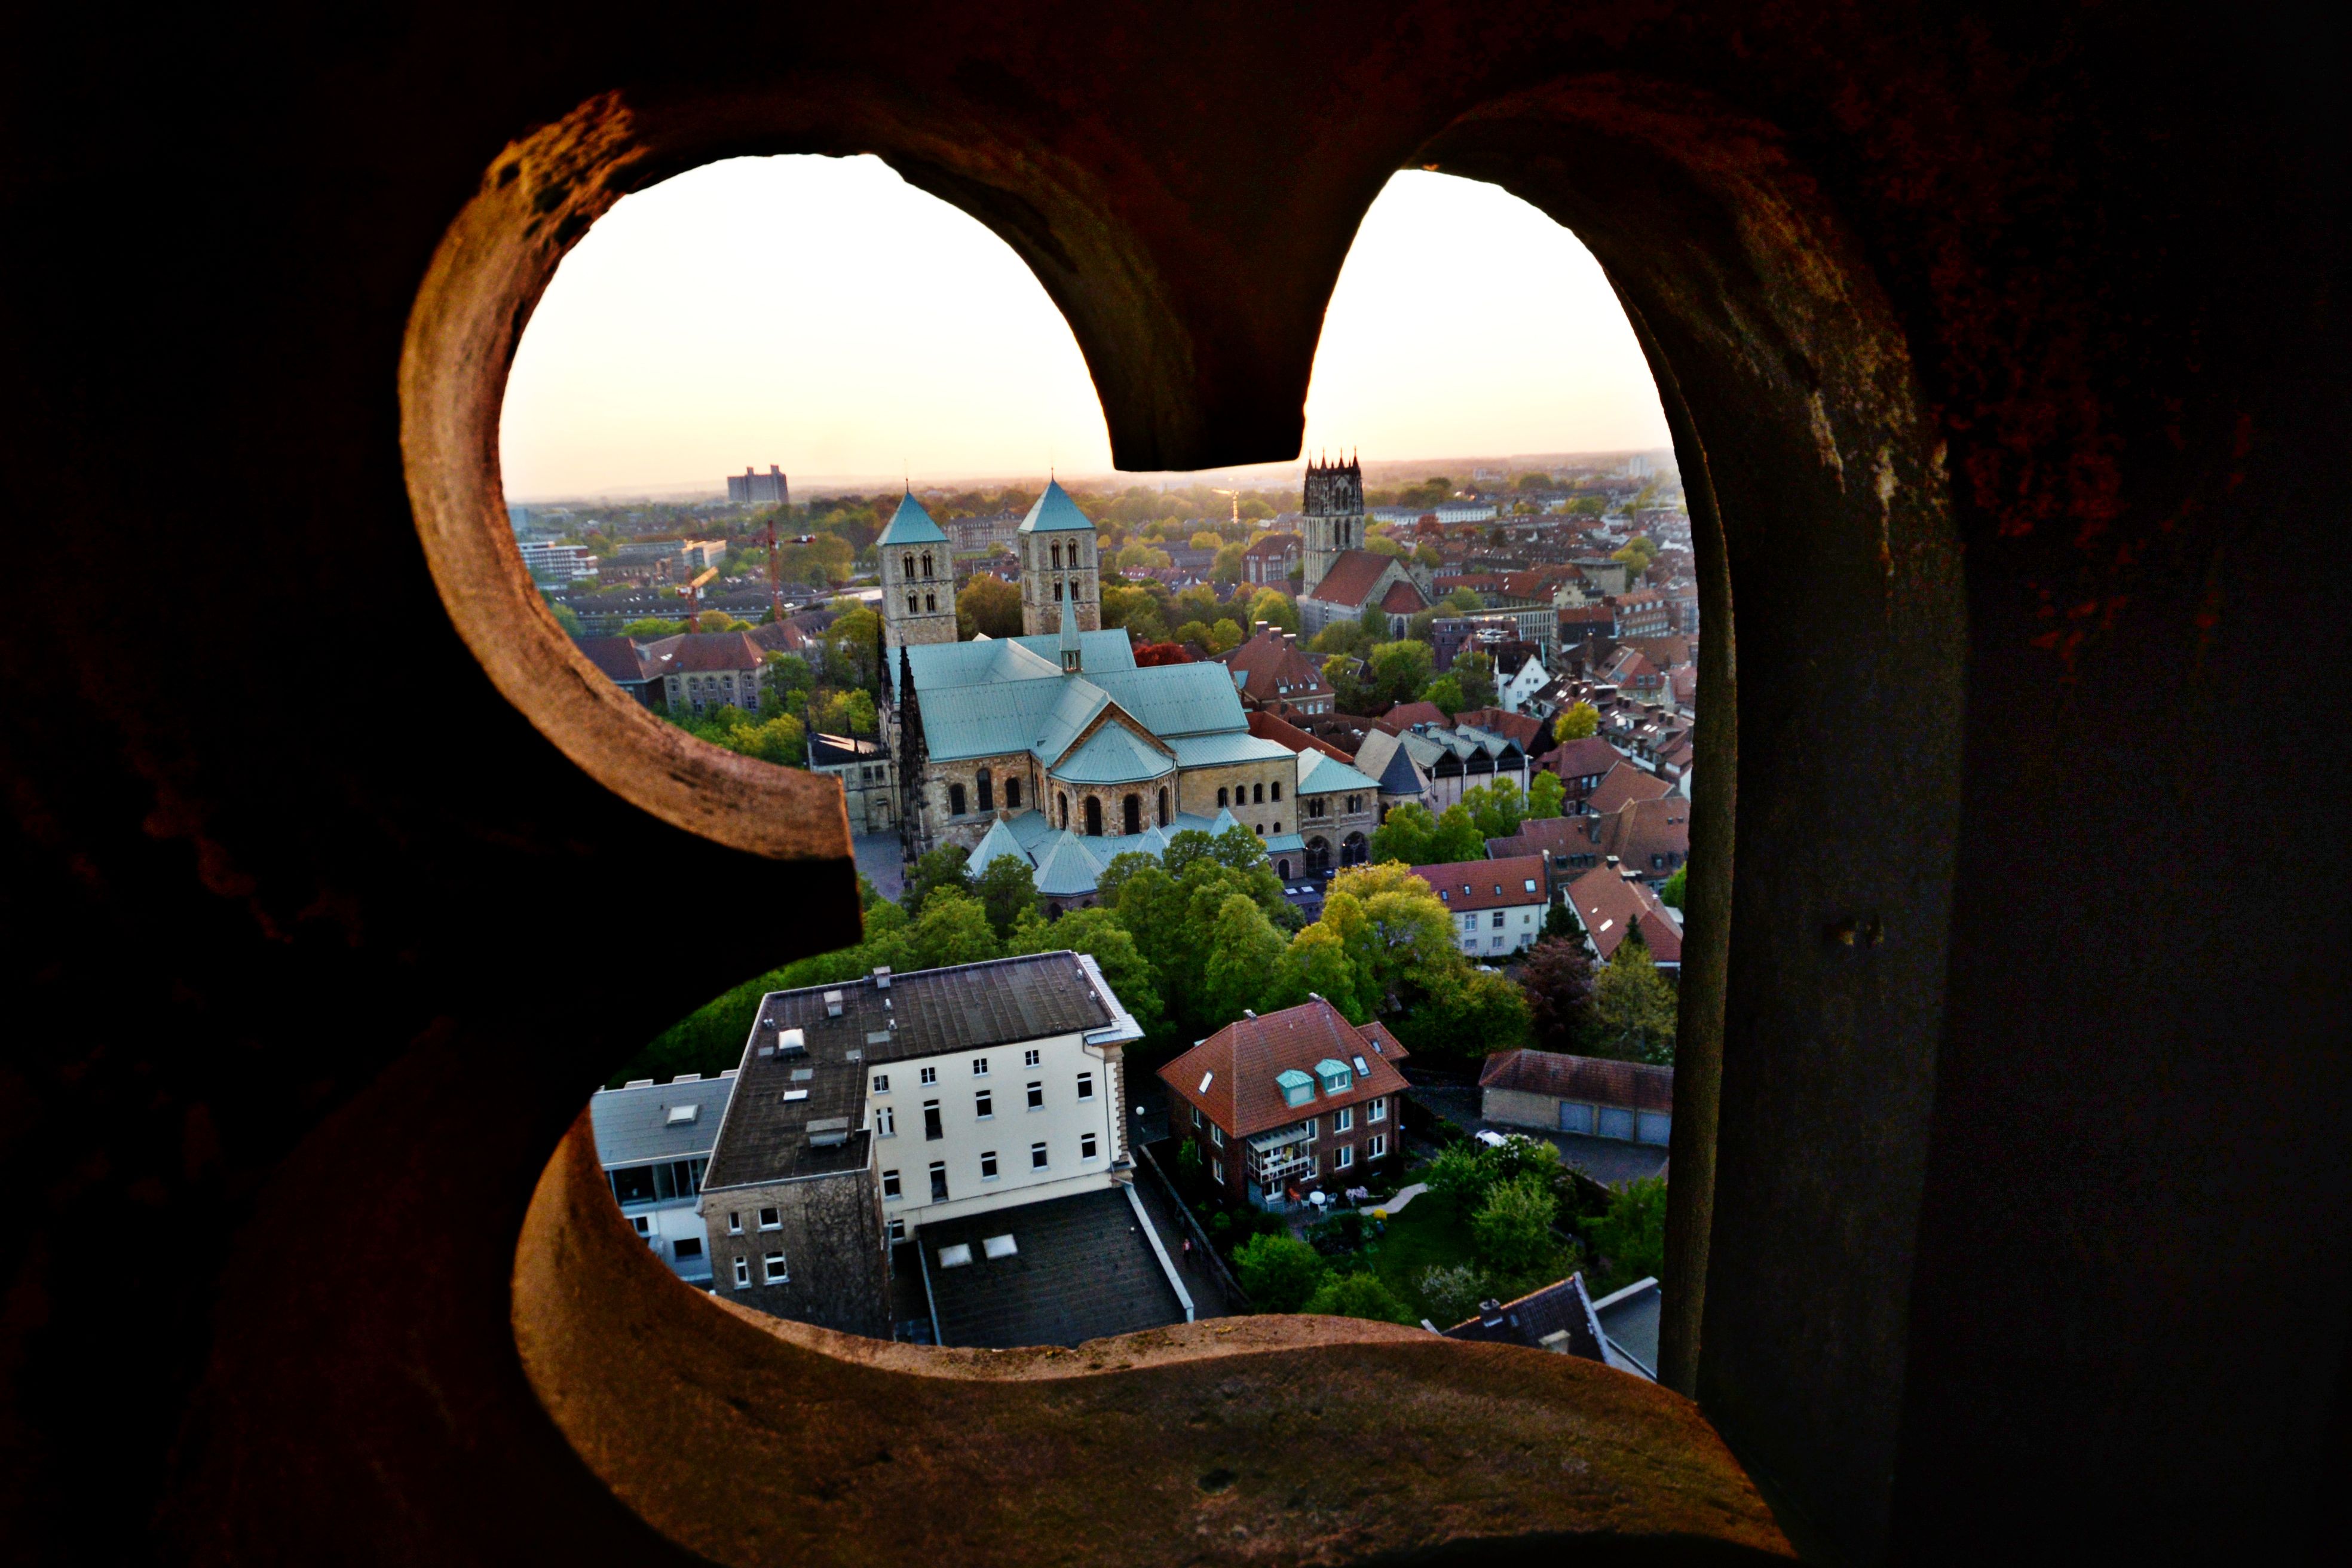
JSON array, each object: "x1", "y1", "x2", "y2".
[{"x1": 1016, "y1": 479, "x2": 1101, "y2": 636}]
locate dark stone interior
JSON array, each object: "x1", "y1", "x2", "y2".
[{"x1": 0, "y1": 4, "x2": 2341, "y2": 1564}]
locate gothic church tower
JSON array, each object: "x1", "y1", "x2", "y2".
[
  {"x1": 877, "y1": 491, "x2": 957, "y2": 648},
  {"x1": 1300, "y1": 454, "x2": 1365, "y2": 596},
  {"x1": 1016, "y1": 479, "x2": 1102, "y2": 636}
]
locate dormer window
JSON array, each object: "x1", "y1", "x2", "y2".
[
  {"x1": 1315, "y1": 1058, "x2": 1353, "y2": 1094},
  {"x1": 1275, "y1": 1068, "x2": 1316, "y2": 1108}
]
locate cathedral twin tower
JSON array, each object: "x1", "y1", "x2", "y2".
[{"x1": 878, "y1": 479, "x2": 1101, "y2": 650}]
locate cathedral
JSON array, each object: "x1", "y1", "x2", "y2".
[
  {"x1": 877, "y1": 481, "x2": 1310, "y2": 897},
  {"x1": 1297, "y1": 454, "x2": 1430, "y2": 637}
]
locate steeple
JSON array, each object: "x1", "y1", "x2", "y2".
[
  {"x1": 1016, "y1": 479, "x2": 1101, "y2": 637},
  {"x1": 1058, "y1": 596, "x2": 1083, "y2": 673},
  {"x1": 876, "y1": 490, "x2": 956, "y2": 648}
]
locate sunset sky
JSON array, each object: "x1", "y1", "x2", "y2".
[{"x1": 498, "y1": 158, "x2": 1670, "y2": 500}]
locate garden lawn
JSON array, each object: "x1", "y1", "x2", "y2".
[{"x1": 1359, "y1": 1193, "x2": 1582, "y2": 1324}]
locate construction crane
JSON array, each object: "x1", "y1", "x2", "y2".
[
  {"x1": 1212, "y1": 488, "x2": 1242, "y2": 528},
  {"x1": 678, "y1": 566, "x2": 718, "y2": 629},
  {"x1": 765, "y1": 510, "x2": 783, "y2": 625}
]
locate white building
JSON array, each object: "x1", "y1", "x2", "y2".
[
  {"x1": 588, "y1": 1071, "x2": 737, "y2": 1284},
  {"x1": 517, "y1": 541, "x2": 598, "y2": 581},
  {"x1": 1413, "y1": 853, "x2": 1550, "y2": 960}
]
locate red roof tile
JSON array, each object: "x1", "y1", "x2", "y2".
[
  {"x1": 1480, "y1": 1048, "x2": 1674, "y2": 1114},
  {"x1": 1410, "y1": 855, "x2": 1548, "y2": 913},
  {"x1": 1584, "y1": 762, "x2": 1671, "y2": 816},
  {"x1": 1304, "y1": 549, "x2": 1398, "y2": 607},
  {"x1": 1566, "y1": 866, "x2": 1683, "y2": 963},
  {"x1": 1546, "y1": 736, "x2": 1623, "y2": 784},
  {"x1": 1379, "y1": 700, "x2": 1453, "y2": 731},
  {"x1": 1157, "y1": 999, "x2": 1414, "y2": 1139},
  {"x1": 1380, "y1": 578, "x2": 1428, "y2": 613},
  {"x1": 1247, "y1": 708, "x2": 1355, "y2": 763}
]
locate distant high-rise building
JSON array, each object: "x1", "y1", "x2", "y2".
[{"x1": 728, "y1": 465, "x2": 791, "y2": 506}]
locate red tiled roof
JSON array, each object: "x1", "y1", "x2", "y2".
[
  {"x1": 1215, "y1": 627, "x2": 1330, "y2": 704},
  {"x1": 1157, "y1": 999, "x2": 1413, "y2": 1139},
  {"x1": 1304, "y1": 548, "x2": 1398, "y2": 607},
  {"x1": 1486, "y1": 816, "x2": 1598, "y2": 860},
  {"x1": 1546, "y1": 736, "x2": 1623, "y2": 784},
  {"x1": 1379, "y1": 700, "x2": 1452, "y2": 731},
  {"x1": 1584, "y1": 761, "x2": 1672, "y2": 816},
  {"x1": 574, "y1": 635, "x2": 657, "y2": 685},
  {"x1": 1480, "y1": 1048, "x2": 1673, "y2": 1114},
  {"x1": 1243, "y1": 531, "x2": 1301, "y2": 559},
  {"x1": 1247, "y1": 708, "x2": 1354, "y2": 763},
  {"x1": 1379, "y1": 578, "x2": 1428, "y2": 613},
  {"x1": 1410, "y1": 855, "x2": 1548, "y2": 913},
  {"x1": 1567, "y1": 866, "x2": 1683, "y2": 963},
  {"x1": 1592, "y1": 796, "x2": 1691, "y2": 870},
  {"x1": 652, "y1": 630, "x2": 767, "y2": 673}
]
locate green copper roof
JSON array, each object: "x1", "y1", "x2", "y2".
[
  {"x1": 1167, "y1": 732, "x2": 1296, "y2": 768},
  {"x1": 1010, "y1": 630, "x2": 1135, "y2": 670},
  {"x1": 1051, "y1": 722, "x2": 1174, "y2": 785},
  {"x1": 876, "y1": 490, "x2": 949, "y2": 547},
  {"x1": 1031, "y1": 832, "x2": 1108, "y2": 896},
  {"x1": 1086, "y1": 663, "x2": 1250, "y2": 738},
  {"x1": 1017, "y1": 479, "x2": 1097, "y2": 534},
  {"x1": 967, "y1": 816, "x2": 1030, "y2": 875},
  {"x1": 1295, "y1": 748, "x2": 1384, "y2": 797}
]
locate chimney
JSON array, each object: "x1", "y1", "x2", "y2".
[
  {"x1": 1254, "y1": 620, "x2": 1269, "y2": 639},
  {"x1": 1242, "y1": 1009, "x2": 1257, "y2": 1019},
  {"x1": 872, "y1": 966, "x2": 892, "y2": 990},
  {"x1": 822, "y1": 990, "x2": 844, "y2": 1019},
  {"x1": 1479, "y1": 1299, "x2": 1505, "y2": 1327}
]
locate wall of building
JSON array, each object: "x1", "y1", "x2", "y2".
[
  {"x1": 1042, "y1": 775, "x2": 1177, "y2": 838},
  {"x1": 869, "y1": 1032, "x2": 1126, "y2": 1229},
  {"x1": 1483, "y1": 1086, "x2": 1566, "y2": 1132},
  {"x1": 1174, "y1": 757, "x2": 1298, "y2": 837},
  {"x1": 698, "y1": 1168, "x2": 890, "y2": 1337},
  {"x1": 1448, "y1": 898, "x2": 1545, "y2": 958},
  {"x1": 1296, "y1": 791, "x2": 1376, "y2": 869},
  {"x1": 1019, "y1": 535, "x2": 1102, "y2": 636}
]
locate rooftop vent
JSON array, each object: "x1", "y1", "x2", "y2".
[
  {"x1": 983, "y1": 1233, "x2": 1018, "y2": 1260},
  {"x1": 778, "y1": 1027, "x2": 807, "y2": 1055},
  {"x1": 823, "y1": 990, "x2": 844, "y2": 1018},
  {"x1": 665, "y1": 1104, "x2": 699, "y2": 1126},
  {"x1": 807, "y1": 1116, "x2": 851, "y2": 1149},
  {"x1": 782, "y1": 1089, "x2": 810, "y2": 1102},
  {"x1": 873, "y1": 966, "x2": 893, "y2": 990},
  {"x1": 937, "y1": 1243, "x2": 973, "y2": 1269},
  {"x1": 1480, "y1": 1298, "x2": 1506, "y2": 1327},
  {"x1": 789, "y1": 1068, "x2": 814, "y2": 1082},
  {"x1": 865, "y1": 1031, "x2": 892, "y2": 1047},
  {"x1": 672, "y1": 1073, "x2": 701, "y2": 1083},
  {"x1": 760, "y1": 1018, "x2": 776, "y2": 1031},
  {"x1": 1242, "y1": 1009, "x2": 1257, "y2": 1019}
]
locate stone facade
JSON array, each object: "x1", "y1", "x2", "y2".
[
  {"x1": 1175, "y1": 756, "x2": 1297, "y2": 838},
  {"x1": 1294, "y1": 789, "x2": 1377, "y2": 873},
  {"x1": 881, "y1": 537, "x2": 958, "y2": 647},
  {"x1": 1300, "y1": 455, "x2": 1365, "y2": 596},
  {"x1": 1019, "y1": 531, "x2": 1102, "y2": 635},
  {"x1": 699, "y1": 1168, "x2": 891, "y2": 1338}
]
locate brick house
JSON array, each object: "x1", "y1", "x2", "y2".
[
  {"x1": 1480, "y1": 1048, "x2": 1674, "y2": 1146},
  {"x1": 1214, "y1": 622, "x2": 1334, "y2": 715},
  {"x1": 1157, "y1": 1000, "x2": 1410, "y2": 1212},
  {"x1": 1566, "y1": 863, "x2": 1684, "y2": 977},
  {"x1": 1241, "y1": 531, "x2": 1301, "y2": 584}
]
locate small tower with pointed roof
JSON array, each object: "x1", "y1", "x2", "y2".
[
  {"x1": 877, "y1": 490, "x2": 957, "y2": 648},
  {"x1": 1016, "y1": 479, "x2": 1102, "y2": 636}
]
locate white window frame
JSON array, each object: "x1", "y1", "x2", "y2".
[
  {"x1": 758, "y1": 1206, "x2": 781, "y2": 1231},
  {"x1": 927, "y1": 1161, "x2": 948, "y2": 1202},
  {"x1": 972, "y1": 1056, "x2": 990, "y2": 1077},
  {"x1": 733, "y1": 1255, "x2": 750, "y2": 1288},
  {"x1": 1026, "y1": 1080, "x2": 1045, "y2": 1111},
  {"x1": 725, "y1": 1211, "x2": 743, "y2": 1235},
  {"x1": 1081, "y1": 1132, "x2": 1100, "y2": 1160},
  {"x1": 1336, "y1": 1144, "x2": 1354, "y2": 1169},
  {"x1": 1334, "y1": 1106, "x2": 1353, "y2": 1132},
  {"x1": 1076, "y1": 1071, "x2": 1095, "y2": 1101},
  {"x1": 1024, "y1": 1048, "x2": 1042, "y2": 1067},
  {"x1": 1209, "y1": 1124, "x2": 1224, "y2": 1148},
  {"x1": 1370, "y1": 1133, "x2": 1387, "y2": 1158},
  {"x1": 919, "y1": 1065, "x2": 938, "y2": 1086},
  {"x1": 975, "y1": 1089, "x2": 994, "y2": 1120},
  {"x1": 888, "y1": 1217, "x2": 906, "y2": 1242},
  {"x1": 883, "y1": 1169, "x2": 902, "y2": 1200},
  {"x1": 980, "y1": 1150, "x2": 999, "y2": 1181},
  {"x1": 874, "y1": 1105, "x2": 896, "y2": 1137},
  {"x1": 1370, "y1": 1097, "x2": 1386, "y2": 1122},
  {"x1": 763, "y1": 1251, "x2": 788, "y2": 1284},
  {"x1": 1030, "y1": 1141, "x2": 1049, "y2": 1171}
]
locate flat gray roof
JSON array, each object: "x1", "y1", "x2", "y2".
[{"x1": 589, "y1": 1074, "x2": 735, "y2": 1169}]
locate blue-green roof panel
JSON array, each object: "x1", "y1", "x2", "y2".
[
  {"x1": 875, "y1": 491, "x2": 950, "y2": 547},
  {"x1": 1087, "y1": 664, "x2": 1250, "y2": 739},
  {"x1": 1050, "y1": 722, "x2": 1174, "y2": 785},
  {"x1": 1009, "y1": 630, "x2": 1135, "y2": 670},
  {"x1": 1295, "y1": 749, "x2": 1385, "y2": 797},
  {"x1": 1016, "y1": 479, "x2": 1098, "y2": 534}
]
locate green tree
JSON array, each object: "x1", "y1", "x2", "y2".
[
  {"x1": 1414, "y1": 1264, "x2": 1492, "y2": 1327},
  {"x1": 1426, "y1": 1143, "x2": 1499, "y2": 1218},
  {"x1": 1460, "y1": 779, "x2": 1525, "y2": 840},
  {"x1": 1309, "y1": 618, "x2": 1372, "y2": 658},
  {"x1": 1396, "y1": 964, "x2": 1530, "y2": 1059},
  {"x1": 1554, "y1": 702, "x2": 1600, "y2": 742},
  {"x1": 1366, "y1": 640, "x2": 1437, "y2": 707},
  {"x1": 1276, "y1": 922, "x2": 1368, "y2": 1021},
  {"x1": 1472, "y1": 1172, "x2": 1560, "y2": 1278},
  {"x1": 1612, "y1": 535, "x2": 1658, "y2": 576},
  {"x1": 813, "y1": 687, "x2": 878, "y2": 736},
  {"x1": 1659, "y1": 865, "x2": 1687, "y2": 908},
  {"x1": 1206, "y1": 618, "x2": 1245, "y2": 654},
  {"x1": 1367, "y1": 801, "x2": 1437, "y2": 866},
  {"x1": 549, "y1": 601, "x2": 584, "y2": 637},
  {"x1": 1451, "y1": 651, "x2": 1498, "y2": 710},
  {"x1": 908, "y1": 889, "x2": 1002, "y2": 969},
  {"x1": 1542, "y1": 898, "x2": 1587, "y2": 944},
  {"x1": 1201, "y1": 892, "x2": 1290, "y2": 1025},
  {"x1": 1590, "y1": 1175, "x2": 1668, "y2": 1293},
  {"x1": 956, "y1": 572, "x2": 1024, "y2": 639},
  {"x1": 971, "y1": 855, "x2": 1041, "y2": 938},
  {"x1": 763, "y1": 651, "x2": 815, "y2": 697},
  {"x1": 1245, "y1": 588, "x2": 1299, "y2": 635},
  {"x1": 1300, "y1": 1270, "x2": 1417, "y2": 1324},
  {"x1": 1590, "y1": 924, "x2": 1677, "y2": 1064},
  {"x1": 1425, "y1": 804, "x2": 1487, "y2": 863},
  {"x1": 1190, "y1": 530, "x2": 1224, "y2": 551},
  {"x1": 1322, "y1": 655, "x2": 1369, "y2": 713},
  {"x1": 621, "y1": 617, "x2": 688, "y2": 639},
  {"x1": 1518, "y1": 937, "x2": 1597, "y2": 1052},
  {"x1": 1420, "y1": 675, "x2": 1466, "y2": 714},
  {"x1": 1172, "y1": 618, "x2": 1212, "y2": 648},
  {"x1": 1526, "y1": 770, "x2": 1566, "y2": 819},
  {"x1": 902, "y1": 843, "x2": 973, "y2": 914},
  {"x1": 1233, "y1": 1233, "x2": 1330, "y2": 1313}
]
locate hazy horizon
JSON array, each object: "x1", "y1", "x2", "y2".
[{"x1": 500, "y1": 158, "x2": 1672, "y2": 503}]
